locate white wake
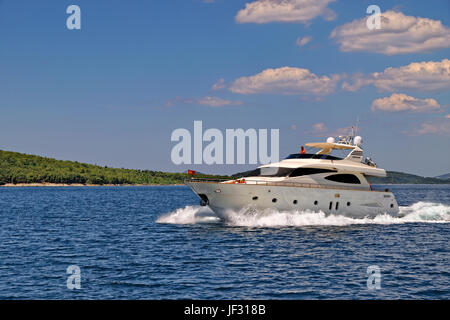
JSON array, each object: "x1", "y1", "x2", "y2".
[
  {"x1": 156, "y1": 201, "x2": 450, "y2": 227},
  {"x1": 156, "y1": 205, "x2": 222, "y2": 224}
]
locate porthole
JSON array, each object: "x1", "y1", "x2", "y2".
[
  {"x1": 347, "y1": 202, "x2": 351, "y2": 206},
  {"x1": 293, "y1": 200, "x2": 298, "y2": 204},
  {"x1": 252, "y1": 196, "x2": 258, "y2": 200},
  {"x1": 272, "y1": 198, "x2": 277, "y2": 203},
  {"x1": 314, "y1": 201, "x2": 318, "y2": 205},
  {"x1": 390, "y1": 203, "x2": 394, "y2": 208}
]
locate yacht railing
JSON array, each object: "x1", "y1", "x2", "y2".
[{"x1": 185, "y1": 178, "x2": 390, "y2": 193}]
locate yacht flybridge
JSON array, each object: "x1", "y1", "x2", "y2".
[{"x1": 186, "y1": 134, "x2": 399, "y2": 219}]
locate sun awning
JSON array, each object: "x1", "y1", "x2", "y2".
[{"x1": 305, "y1": 142, "x2": 356, "y2": 155}]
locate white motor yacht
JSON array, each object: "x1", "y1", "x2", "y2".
[{"x1": 186, "y1": 133, "x2": 399, "y2": 219}]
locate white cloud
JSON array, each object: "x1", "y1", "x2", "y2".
[
  {"x1": 166, "y1": 96, "x2": 242, "y2": 107},
  {"x1": 211, "y1": 78, "x2": 226, "y2": 91},
  {"x1": 309, "y1": 123, "x2": 354, "y2": 137},
  {"x1": 371, "y1": 93, "x2": 442, "y2": 113},
  {"x1": 235, "y1": 0, "x2": 336, "y2": 24},
  {"x1": 411, "y1": 120, "x2": 450, "y2": 136},
  {"x1": 296, "y1": 36, "x2": 312, "y2": 47},
  {"x1": 328, "y1": 126, "x2": 353, "y2": 137},
  {"x1": 230, "y1": 66, "x2": 340, "y2": 95},
  {"x1": 342, "y1": 59, "x2": 450, "y2": 92},
  {"x1": 330, "y1": 11, "x2": 450, "y2": 55},
  {"x1": 165, "y1": 97, "x2": 193, "y2": 107},
  {"x1": 197, "y1": 96, "x2": 243, "y2": 107},
  {"x1": 312, "y1": 122, "x2": 327, "y2": 134}
]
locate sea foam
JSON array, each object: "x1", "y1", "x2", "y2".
[{"x1": 156, "y1": 201, "x2": 450, "y2": 227}]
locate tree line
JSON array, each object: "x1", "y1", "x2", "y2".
[{"x1": 0, "y1": 150, "x2": 225, "y2": 185}]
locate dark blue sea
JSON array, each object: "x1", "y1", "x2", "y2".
[{"x1": 0, "y1": 185, "x2": 448, "y2": 299}]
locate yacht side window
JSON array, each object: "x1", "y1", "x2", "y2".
[{"x1": 324, "y1": 174, "x2": 361, "y2": 184}]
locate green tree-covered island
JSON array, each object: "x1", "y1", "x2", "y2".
[{"x1": 0, "y1": 150, "x2": 225, "y2": 186}]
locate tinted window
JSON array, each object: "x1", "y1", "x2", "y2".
[
  {"x1": 324, "y1": 174, "x2": 361, "y2": 184},
  {"x1": 245, "y1": 167, "x2": 294, "y2": 177},
  {"x1": 285, "y1": 153, "x2": 342, "y2": 160},
  {"x1": 289, "y1": 168, "x2": 336, "y2": 177},
  {"x1": 245, "y1": 169, "x2": 261, "y2": 177}
]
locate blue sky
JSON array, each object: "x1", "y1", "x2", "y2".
[{"x1": 0, "y1": 0, "x2": 449, "y2": 176}]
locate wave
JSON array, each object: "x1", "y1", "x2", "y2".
[
  {"x1": 156, "y1": 206, "x2": 222, "y2": 224},
  {"x1": 156, "y1": 201, "x2": 450, "y2": 227}
]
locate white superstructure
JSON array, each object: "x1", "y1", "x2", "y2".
[{"x1": 186, "y1": 133, "x2": 399, "y2": 219}]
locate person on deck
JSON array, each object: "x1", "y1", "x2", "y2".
[{"x1": 300, "y1": 146, "x2": 306, "y2": 154}]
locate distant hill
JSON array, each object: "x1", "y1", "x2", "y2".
[
  {"x1": 0, "y1": 150, "x2": 227, "y2": 186},
  {"x1": 366, "y1": 171, "x2": 450, "y2": 184},
  {"x1": 435, "y1": 173, "x2": 450, "y2": 180},
  {"x1": 233, "y1": 169, "x2": 450, "y2": 184}
]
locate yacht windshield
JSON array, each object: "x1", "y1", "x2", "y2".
[
  {"x1": 285, "y1": 153, "x2": 342, "y2": 160},
  {"x1": 289, "y1": 168, "x2": 336, "y2": 177},
  {"x1": 245, "y1": 167, "x2": 294, "y2": 177}
]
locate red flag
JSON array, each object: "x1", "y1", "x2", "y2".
[{"x1": 187, "y1": 170, "x2": 196, "y2": 175}]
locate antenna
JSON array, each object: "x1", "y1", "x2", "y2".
[{"x1": 355, "y1": 116, "x2": 360, "y2": 136}]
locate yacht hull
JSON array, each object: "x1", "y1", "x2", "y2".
[{"x1": 186, "y1": 181, "x2": 399, "y2": 220}]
